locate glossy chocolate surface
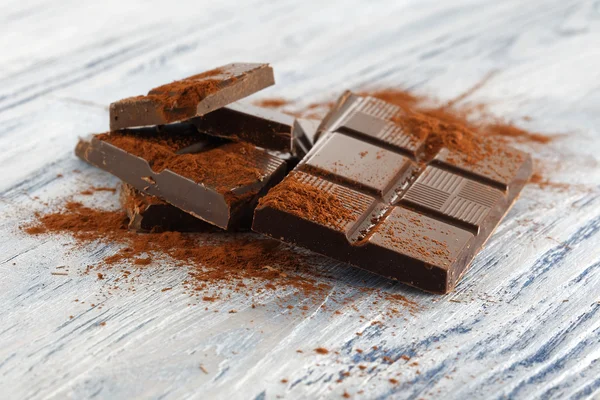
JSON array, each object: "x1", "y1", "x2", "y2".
[
  {"x1": 76, "y1": 123, "x2": 287, "y2": 230},
  {"x1": 109, "y1": 63, "x2": 274, "y2": 130},
  {"x1": 253, "y1": 92, "x2": 532, "y2": 293},
  {"x1": 190, "y1": 102, "x2": 314, "y2": 156},
  {"x1": 119, "y1": 183, "x2": 216, "y2": 232}
]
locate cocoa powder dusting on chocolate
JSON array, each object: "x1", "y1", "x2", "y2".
[
  {"x1": 261, "y1": 86, "x2": 553, "y2": 178},
  {"x1": 146, "y1": 67, "x2": 225, "y2": 122},
  {"x1": 392, "y1": 108, "x2": 487, "y2": 163},
  {"x1": 364, "y1": 88, "x2": 554, "y2": 147},
  {"x1": 358, "y1": 89, "x2": 543, "y2": 166},
  {"x1": 100, "y1": 132, "x2": 264, "y2": 195},
  {"x1": 257, "y1": 172, "x2": 354, "y2": 228}
]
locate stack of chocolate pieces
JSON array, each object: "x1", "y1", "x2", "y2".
[
  {"x1": 77, "y1": 63, "x2": 532, "y2": 294},
  {"x1": 77, "y1": 63, "x2": 318, "y2": 231}
]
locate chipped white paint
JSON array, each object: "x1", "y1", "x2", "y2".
[{"x1": 1, "y1": 0, "x2": 600, "y2": 399}]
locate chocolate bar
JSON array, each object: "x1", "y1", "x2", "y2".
[
  {"x1": 190, "y1": 102, "x2": 317, "y2": 156},
  {"x1": 119, "y1": 183, "x2": 215, "y2": 232},
  {"x1": 253, "y1": 92, "x2": 532, "y2": 293},
  {"x1": 109, "y1": 63, "x2": 274, "y2": 130},
  {"x1": 76, "y1": 123, "x2": 287, "y2": 230},
  {"x1": 294, "y1": 117, "x2": 321, "y2": 155}
]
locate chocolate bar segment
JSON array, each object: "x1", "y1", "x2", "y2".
[
  {"x1": 76, "y1": 123, "x2": 287, "y2": 230},
  {"x1": 253, "y1": 93, "x2": 532, "y2": 293},
  {"x1": 294, "y1": 118, "x2": 321, "y2": 155},
  {"x1": 119, "y1": 183, "x2": 216, "y2": 232},
  {"x1": 109, "y1": 63, "x2": 274, "y2": 130},
  {"x1": 190, "y1": 102, "x2": 314, "y2": 156}
]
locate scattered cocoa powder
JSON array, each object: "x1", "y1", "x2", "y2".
[
  {"x1": 80, "y1": 186, "x2": 117, "y2": 196},
  {"x1": 253, "y1": 98, "x2": 292, "y2": 108},
  {"x1": 485, "y1": 123, "x2": 552, "y2": 144},
  {"x1": 23, "y1": 225, "x2": 45, "y2": 235},
  {"x1": 20, "y1": 85, "x2": 522, "y2": 387},
  {"x1": 357, "y1": 89, "x2": 545, "y2": 166},
  {"x1": 530, "y1": 173, "x2": 545, "y2": 185},
  {"x1": 363, "y1": 87, "x2": 554, "y2": 147},
  {"x1": 528, "y1": 172, "x2": 571, "y2": 190},
  {"x1": 134, "y1": 257, "x2": 152, "y2": 266},
  {"x1": 259, "y1": 84, "x2": 555, "y2": 180},
  {"x1": 22, "y1": 201, "x2": 330, "y2": 299},
  {"x1": 23, "y1": 201, "x2": 128, "y2": 239}
]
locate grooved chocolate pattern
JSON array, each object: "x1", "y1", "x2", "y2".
[
  {"x1": 339, "y1": 111, "x2": 422, "y2": 156},
  {"x1": 253, "y1": 92, "x2": 532, "y2": 293},
  {"x1": 401, "y1": 166, "x2": 502, "y2": 230}
]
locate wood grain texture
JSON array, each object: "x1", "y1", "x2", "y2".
[{"x1": 1, "y1": 0, "x2": 600, "y2": 398}]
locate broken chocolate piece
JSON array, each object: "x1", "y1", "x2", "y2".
[
  {"x1": 190, "y1": 102, "x2": 314, "y2": 156},
  {"x1": 253, "y1": 92, "x2": 532, "y2": 293},
  {"x1": 294, "y1": 118, "x2": 321, "y2": 155},
  {"x1": 76, "y1": 123, "x2": 287, "y2": 230},
  {"x1": 119, "y1": 183, "x2": 216, "y2": 232},
  {"x1": 109, "y1": 63, "x2": 274, "y2": 130}
]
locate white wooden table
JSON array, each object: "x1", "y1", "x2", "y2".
[{"x1": 2, "y1": 0, "x2": 600, "y2": 398}]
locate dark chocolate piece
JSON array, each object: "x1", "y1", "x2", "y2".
[
  {"x1": 190, "y1": 102, "x2": 315, "y2": 156},
  {"x1": 119, "y1": 183, "x2": 216, "y2": 232},
  {"x1": 109, "y1": 63, "x2": 274, "y2": 130},
  {"x1": 253, "y1": 92, "x2": 532, "y2": 294},
  {"x1": 294, "y1": 117, "x2": 321, "y2": 155},
  {"x1": 76, "y1": 123, "x2": 287, "y2": 230}
]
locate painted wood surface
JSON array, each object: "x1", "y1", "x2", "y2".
[{"x1": 1, "y1": 0, "x2": 600, "y2": 398}]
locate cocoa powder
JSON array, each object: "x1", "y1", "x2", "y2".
[
  {"x1": 24, "y1": 201, "x2": 128, "y2": 240},
  {"x1": 485, "y1": 123, "x2": 551, "y2": 144},
  {"x1": 257, "y1": 172, "x2": 355, "y2": 229},
  {"x1": 24, "y1": 83, "x2": 548, "y2": 322},
  {"x1": 366, "y1": 89, "x2": 552, "y2": 146},
  {"x1": 257, "y1": 87, "x2": 545, "y2": 230},
  {"x1": 261, "y1": 87, "x2": 553, "y2": 149},
  {"x1": 146, "y1": 67, "x2": 225, "y2": 122},
  {"x1": 23, "y1": 194, "x2": 422, "y2": 317},
  {"x1": 259, "y1": 86, "x2": 553, "y2": 183},
  {"x1": 22, "y1": 201, "x2": 329, "y2": 298},
  {"x1": 253, "y1": 98, "x2": 291, "y2": 108},
  {"x1": 80, "y1": 186, "x2": 117, "y2": 196},
  {"x1": 100, "y1": 132, "x2": 264, "y2": 195}
]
